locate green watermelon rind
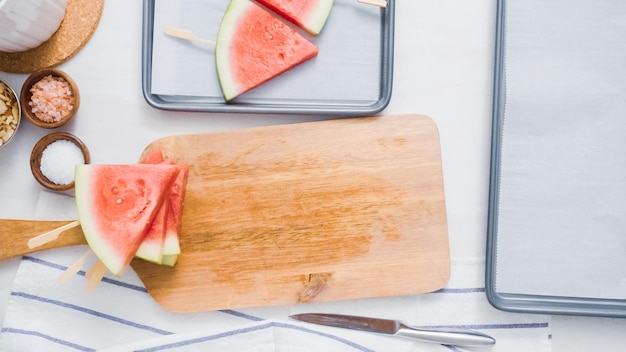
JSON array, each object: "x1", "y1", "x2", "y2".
[
  {"x1": 161, "y1": 254, "x2": 178, "y2": 267},
  {"x1": 163, "y1": 226, "x2": 181, "y2": 255},
  {"x1": 298, "y1": 0, "x2": 334, "y2": 35},
  {"x1": 134, "y1": 201, "x2": 167, "y2": 265},
  {"x1": 75, "y1": 166, "x2": 126, "y2": 275},
  {"x1": 215, "y1": 0, "x2": 250, "y2": 102},
  {"x1": 135, "y1": 240, "x2": 164, "y2": 264},
  {"x1": 162, "y1": 165, "x2": 187, "y2": 257}
]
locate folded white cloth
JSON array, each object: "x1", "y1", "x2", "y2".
[{"x1": 0, "y1": 250, "x2": 550, "y2": 351}]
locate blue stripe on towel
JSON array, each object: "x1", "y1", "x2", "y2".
[
  {"x1": 218, "y1": 309, "x2": 264, "y2": 322},
  {"x1": 20, "y1": 255, "x2": 274, "y2": 324},
  {"x1": 0, "y1": 327, "x2": 95, "y2": 352},
  {"x1": 274, "y1": 322, "x2": 375, "y2": 352},
  {"x1": 21, "y1": 256, "x2": 270, "y2": 324},
  {"x1": 10, "y1": 291, "x2": 173, "y2": 335},
  {"x1": 136, "y1": 322, "x2": 375, "y2": 352},
  {"x1": 21, "y1": 256, "x2": 68, "y2": 271},
  {"x1": 22, "y1": 255, "x2": 148, "y2": 293}
]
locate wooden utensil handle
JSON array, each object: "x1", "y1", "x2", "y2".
[{"x1": 0, "y1": 219, "x2": 86, "y2": 261}]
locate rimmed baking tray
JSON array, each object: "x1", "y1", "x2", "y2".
[
  {"x1": 141, "y1": 0, "x2": 394, "y2": 115},
  {"x1": 486, "y1": 0, "x2": 626, "y2": 318}
]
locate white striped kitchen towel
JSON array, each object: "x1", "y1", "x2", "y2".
[{"x1": 0, "y1": 248, "x2": 550, "y2": 351}]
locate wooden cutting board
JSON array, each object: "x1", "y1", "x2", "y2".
[{"x1": 0, "y1": 114, "x2": 450, "y2": 312}]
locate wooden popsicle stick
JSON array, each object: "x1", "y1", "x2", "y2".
[
  {"x1": 358, "y1": 0, "x2": 387, "y2": 7},
  {"x1": 85, "y1": 259, "x2": 102, "y2": 280},
  {"x1": 27, "y1": 220, "x2": 80, "y2": 249},
  {"x1": 85, "y1": 259, "x2": 107, "y2": 292},
  {"x1": 58, "y1": 249, "x2": 92, "y2": 284},
  {"x1": 164, "y1": 26, "x2": 216, "y2": 46}
]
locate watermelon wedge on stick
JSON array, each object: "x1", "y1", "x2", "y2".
[
  {"x1": 216, "y1": 0, "x2": 319, "y2": 101},
  {"x1": 75, "y1": 164, "x2": 180, "y2": 276},
  {"x1": 141, "y1": 147, "x2": 167, "y2": 164},
  {"x1": 161, "y1": 165, "x2": 188, "y2": 266},
  {"x1": 138, "y1": 148, "x2": 187, "y2": 266},
  {"x1": 136, "y1": 149, "x2": 175, "y2": 265},
  {"x1": 256, "y1": 0, "x2": 334, "y2": 35},
  {"x1": 134, "y1": 196, "x2": 168, "y2": 264}
]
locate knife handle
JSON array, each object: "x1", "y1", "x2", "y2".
[{"x1": 396, "y1": 324, "x2": 495, "y2": 347}]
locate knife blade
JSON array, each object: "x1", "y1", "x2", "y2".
[{"x1": 289, "y1": 313, "x2": 495, "y2": 347}]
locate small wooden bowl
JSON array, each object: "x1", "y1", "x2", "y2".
[
  {"x1": 30, "y1": 132, "x2": 90, "y2": 191},
  {"x1": 0, "y1": 78, "x2": 21, "y2": 150},
  {"x1": 20, "y1": 68, "x2": 80, "y2": 129}
]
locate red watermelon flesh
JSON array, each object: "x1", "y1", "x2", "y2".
[
  {"x1": 216, "y1": 0, "x2": 319, "y2": 102},
  {"x1": 141, "y1": 147, "x2": 164, "y2": 164},
  {"x1": 256, "y1": 0, "x2": 334, "y2": 35},
  {"x1": 75, "y1": 164, "x2": 179, "y2": 276},
  {"x1": 135, "y1": 197, "x2": 168, "y2": 264},
  {"x1": 161, "y1": 165, "x2": 189, "y2": 266},
  {"x1": 136, "y1": 149, "x2": 169, "y2": 264},
  {"x1": 139, "y1": 149, "x2": 187, "y2": 266}
]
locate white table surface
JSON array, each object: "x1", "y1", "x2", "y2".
[{"x1": 1, "y1": 0, "x2": 625, "y2": 350}]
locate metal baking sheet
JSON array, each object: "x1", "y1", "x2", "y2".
[
  {"x1": 486, "y1": 0, "x2": 626, "y2": 318},
  {"x1": 141, "y1": 0, "x2": 394, "y2": 115}
]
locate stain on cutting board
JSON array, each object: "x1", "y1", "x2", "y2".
[{"x1": 181, "y1": 149, "x2": 407, "y2": 286}]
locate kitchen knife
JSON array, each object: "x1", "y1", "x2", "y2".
[{"x1": 289, "y1": 313, "x2": 495, "y2": 347}]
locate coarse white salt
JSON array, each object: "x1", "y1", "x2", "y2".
[{"x1": 40, "y1": 139, "x2": 85, "y2": 185}]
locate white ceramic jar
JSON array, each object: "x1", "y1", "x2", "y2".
[{"x1": 0, "y1": 0, "x2": 68, "y2": 52}]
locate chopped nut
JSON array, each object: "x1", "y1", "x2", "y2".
[{"x1": 0, "y1": 82, "x2": 19, "y2": 146}]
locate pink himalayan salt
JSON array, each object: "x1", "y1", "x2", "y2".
[{"x1": 29, "y1": 75, "x2": 74, "y2": 123}]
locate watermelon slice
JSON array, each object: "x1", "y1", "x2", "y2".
[
  {"x1": 141, "y1": 147, "x2": 166, "y2": 164},
  {"x1": 135, "y1": 149, "x2": 172, "y2": 264},
  {"x1": 134, "y1": 193, "x2": 168, "y2": 264},
  {"x1": 256, "y1": 0, "x2": 334, "y2": 35},
  {"x1": 161, "y1": 165, "x2": 188, "y2": 266},
  {"x1": 138, "y1": 148, "x2": 188, "y2": 266},
  {"x1": 75, "y1": 164, "x2": 179, "y2": 276},
  {"x1": 216, "y1": 0, "x2": 319, "y2": 101}
]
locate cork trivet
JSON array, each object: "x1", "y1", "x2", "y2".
[{"x1": 0, "y1": 0, "x2": 105, "y2": 74}]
